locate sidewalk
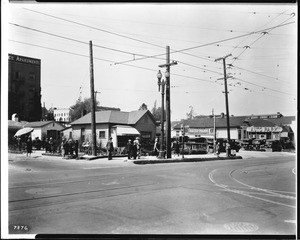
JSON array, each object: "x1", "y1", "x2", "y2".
[{"x1": 9, "y1": 149, "x2": 295, "y2": 167}]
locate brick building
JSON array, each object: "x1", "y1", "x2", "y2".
[{"x1": 8, "y1": 54, "x2": 42, "y2": 121}]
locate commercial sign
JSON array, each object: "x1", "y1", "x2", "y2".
[
  {"x1": 9, "y1": 54, "x2": 40, "y2": 66},
  {"x1": 187, "y1": 128, "x2": 212, "y2": 134},
  {"x1": 246, "y1": 126, "x2": 283, "y2": 133}
]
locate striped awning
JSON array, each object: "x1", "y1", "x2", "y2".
[{"x1": 113, "y1": 125, "x2": 140, "y2": 136}]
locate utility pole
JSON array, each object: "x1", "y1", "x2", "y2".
[
  {"x1": 94, "y1": 91, "x2": 100, "y2": 106},
  {"x1": 89, "y1": 40, "x2": 97, "y2": 156},
  {"x1": 215, "y1": 54, "x2": 232, "y2": 142},
  {"x1": 213, "y1": 108, "x2": 216, "y2": 153},
  {"x1": 158, "y1": 46, "x2": 177, "y2": 158}
]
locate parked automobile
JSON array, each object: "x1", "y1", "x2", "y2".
[
  {"x1": 265, "y1": 140, "x2": 282, "y2": 152},
  {"x1": 252, "y1": 139, "x2": 266, "y2": 151},
  {"x1": 215, "y1": 139, "x2": 241, "y2": 153}
]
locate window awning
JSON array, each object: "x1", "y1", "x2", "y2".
[{"x1": 113, "y1": 125, "x2": 140, "y2": 136}]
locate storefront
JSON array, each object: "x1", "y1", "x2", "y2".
[{"x1": 246, "y1": 126, "x2": 283, "y2": 140}]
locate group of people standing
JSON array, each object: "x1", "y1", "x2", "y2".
[
  {"x1": 126, "y1": 137, "x2": 141, "y2": 160},
  {"x1": 61, "y1": 139, "x2": 79, "y2": 158},
  {"x1": 153, "y1": 138, "x2": 181, "y2": 157},
  {"x1": 216, "y1": 140, "x2": 232, "y2": 157}
]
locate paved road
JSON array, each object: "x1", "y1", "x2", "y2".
[{"x1": 7, "y1": 151, "x2": 296, "y2": 235}]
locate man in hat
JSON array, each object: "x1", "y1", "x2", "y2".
[
  {"x1": 126, "y1": 139, "x2": 133, "y2": 160},
  {"x1": 106, "y1": 137, "x2": 114, "y2": 160}
]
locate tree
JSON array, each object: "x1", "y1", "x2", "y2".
[
  {"x1": 186, "y1": 106, "x2": 195, "y2": 120},
  {"x1": 151, "y1": 100, "x2": 166, "y2": 122},
  {"x1": 139, "y1": 103, "x2": 148, "y2": 111},
  {"x1": 70, "y1": 97, "x2": 99, "y2": 122}
]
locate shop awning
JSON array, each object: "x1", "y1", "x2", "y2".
[{"x1": 113, "y1": 125, "x2": 140, "y2": 136}]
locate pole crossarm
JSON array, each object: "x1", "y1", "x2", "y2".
[
  {"x1": 217, "y1": 76, "x2": 234, "y2": 81},
  {"x1": 158, "y1": 61, "x2": 178, "y2": 68},
  {"x1": 215, "y1": 54, "x2": 232, "y2": 62}
]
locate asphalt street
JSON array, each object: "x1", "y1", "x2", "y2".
[{"x1": 7, "y1": 150, "x2": 296, "y2": 235}]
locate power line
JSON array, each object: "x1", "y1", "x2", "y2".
[
  {"x1": 10, "y1": 38, "x2": 295, "y2": 98},
  {"x1": 9, "y1": 22, "x2": 161, "y2": 58},
  {"x1": 23, "y1": 8, "x2": 166, "y2": 50},
  {"x1": 9, "y1": 39, "x2": 115, "y2": 63},
  {"x1": 113, "y1": 21, "x2": 295, "y2": 65},
  {"x1": 233, "y1": 77, "x2": 296, "y2": 96}
]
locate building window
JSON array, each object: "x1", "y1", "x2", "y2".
[
  {"x1": 141, "y1": 131, "x2": 151, "y2": 139},
  {"x1": 15, "y1": 71, "x2": 20, "y2": 79},
  {"x1": 99, "y1": 131, "x2": 105, "y2": 138},
  {"x1": 81, "y1": 128, "x2": 85, "y2": 142}
]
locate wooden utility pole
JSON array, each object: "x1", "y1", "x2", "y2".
[
  {"x1": 213, "y1": 108, "x2": 216, "y2": 153},
  {"x1": 89, "y1": 40, "x2": 97, "y2": 156},
  {"x1": 159, "y1": 46, "x2": 177, "y2": 158},
  {"x1": 215, "y1": 54, "x2": 232, "y2": 142}
]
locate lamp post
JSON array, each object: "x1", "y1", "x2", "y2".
[{"x1": 157, "y1": 70, "x2": 167, "y2": 159}]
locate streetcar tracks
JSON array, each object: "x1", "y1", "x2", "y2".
[
  {"x1": 208, "y1": 168, "x2": 296, "y2": 209},
  {"x1": 229, "y1": 169, "x2": 296, "y2": 200},
  {"x1": 10, "y1": 182, "x2": 154, "y2": 203}
]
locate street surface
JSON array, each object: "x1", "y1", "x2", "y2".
[{"x1": 7, "y1": 151, "x2": 296, "y2": 235}]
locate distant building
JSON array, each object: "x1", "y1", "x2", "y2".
[
  {"x1": 54, "y1": 108, "x2": 71, "y2": 122},
  {"x1": 8, "y1": 54, "x2": 42, "y2": 121},
  {"x1": 64, "y1": 110, "x2": 157, "y2": 148},
  {"x1": 24, "y1": 121, "x2": 65, "y2": 141},
  {"x1": 172, "y1": 113, "x2": 295, "y2": 146}
]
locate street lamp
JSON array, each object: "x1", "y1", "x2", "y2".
[{"x1": 157, "y1": 70, "x2": 167, "y2": 159}]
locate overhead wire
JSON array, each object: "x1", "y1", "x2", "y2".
[
  {"x1": 113, "y1": 21, "x2": 294, "y2": 65},
  {"x1": 10, "y1": 10, "x2": 296, "y2": 100},
  {"x1": 9, "y1": 22, "x2": 162, "y2": 59},
  {"x1": 20, "y1": 7, "x2": 295, "y2": 88},
  {"x1": 23, "y1": 8, "x2": 166, "y2": 50}
]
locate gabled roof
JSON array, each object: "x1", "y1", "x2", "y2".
[
  {"x1": 173, "y1": 115, "x2": 295, "y2": 129},
  {"x1": 248, "y1": 119, "x2": 277, "y2": 127},
  {"x1": 71, "y1": 110, "x2": 155, "y2": 125},
  {"x1": 24, "y1": 121, "x2": 65, "y2": 128},
  {"x1": 267, "y1": 116, "x2": 295, "y2": 126},
  {"x1": 8, "y1": 120, "x2": 28, "y2": 130},
  {"x1": 173, "y1": 116, "x2": 247, "y2": 129},
  {"x1": 24, "y1": 121, "x2": 54, "y2": 128}
]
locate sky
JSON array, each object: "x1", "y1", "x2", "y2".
[{"x1": 2, "y1": 2, "x2": 298, "y2": 121}]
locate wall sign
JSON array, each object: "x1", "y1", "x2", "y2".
[
  {"x1": 9, "y1": 54, "x2": 40, "y2": 66},
  {"x1": 246, "y1": 126, "x2": 282, "y2": 133}
]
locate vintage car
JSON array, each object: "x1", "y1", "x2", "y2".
[
  {"x1": 265, "y1": 139, "x2": 282, "y2": 152},
  {"x1": 252, "y1": 139, "x2": 267, "y2": 151},
  {"x1": 215, "y1": 138, "x2": 241, "y2": 153}
]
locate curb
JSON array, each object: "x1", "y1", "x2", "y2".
[{"x1": 132, "y1": 156, "x2": 243, "y2": 164}]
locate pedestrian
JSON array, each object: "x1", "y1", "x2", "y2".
[
  {"x1": 126, "y1": 139, "x2": 133, "y2": 160},
  {"x1": 226, "y1": 140, "x2": 231, "y2": 157},
  {"x1": 74, "y1": 140, "x2": 79, "y2": 159},
  {"x1": 61, "y1": 140, "x2": 65, "y2": 157},
  {"x1": 175, "y1": 140, "x2": 180, "y2": 156},
  {"x1": 69, "y1": 139, "x2": 74, "y2": 156},
  {"x1": 17, "y1": 137, "x2": 22, "y2": 152},
  {"x1": 26, "y1": 136, "x2": 32, "y2": 157},
  {"x1": 49, "y1": 137, "x2": 54, "y2": 154},
  {"x1": 153, "y1": 138, "x2": 159, "y2": 156},
  {"x1": 106, "y1": 137, "x2": 114, "y2": 160},
  {"x1": 216, "y1": 141, "x2": 221, "y2": 157},
  {"x1": 132, "y1": 139, "x2": 138, "y2": 160},
  {"x1": 133, "y1": 137, "x2": 141, "y2": 159}
]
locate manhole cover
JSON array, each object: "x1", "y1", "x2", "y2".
[
  {"x1": 25, "y1": 187, "x2": 62, "y2": 195},
  {"x1": 224, "y1": 222, "x2": 259, "y2": 233}
]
